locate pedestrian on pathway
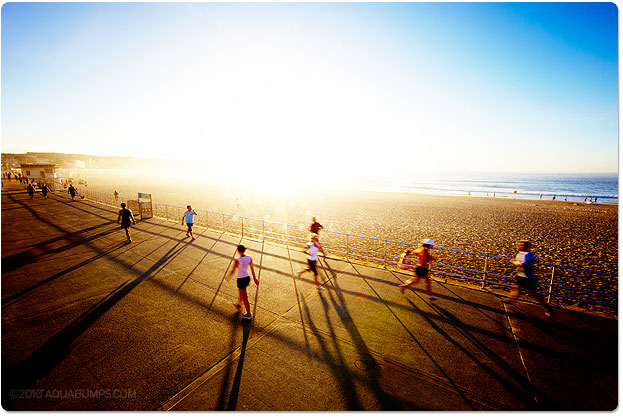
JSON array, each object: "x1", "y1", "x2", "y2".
[
  {"x1": 299, "y1": 234, "x2": 326, "y2": 291},
  {"x1": 503, "y1": 240, "x2": 552, "y2": 317},
  {"x1": 181, "y1": 205, "x2": 198, "y2": 240},
  {"x1": 227, "y1": 244, "x2": 259, "y2": 320},
  {"x1": 68, "y1": 184, "x2": 77, "y2": 200},
  {"x1": 27, "y1": 183, "x2": 35, "y2": 200},
  {"x1": 117, "y1": 202, "x2": 137, "y2": 243},
  {"x1": 7, "y1": 172, "x2": 11, "y2": 182},
  {"x1": 309, "y1": 217, "x2": 324, "y2": 235},
  {"x1": 114, "y1": 190, "x2": 119, "y2": 201},
  {"x1": 400, "y1": 239, "x2": 437, "y2": 300},
  {"x1": 41, "y1": 184, "x2": 49, "y2": 199}
]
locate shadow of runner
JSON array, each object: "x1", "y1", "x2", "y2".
[
  {"x1": 326, "y1": 278, "x2": 417, "y2": 410},
  {"x1": 215, "y1": 313, "x2": 241, "y2": 411},
  {"x1": 2, "y1": 240, "x2": 191, "y2": 410},
  {"x1": 1, "y1": 221, "x2": 118, "y2": 274},
  {"x1": 314, "y1": 292, "x2": 363, "y2": 410},
  {"x1": 226, "y1": 320, "x2": 251, "y2": 411},
  {"x1": 2, "y1": 241, "x2": 126, "y2": 307}
]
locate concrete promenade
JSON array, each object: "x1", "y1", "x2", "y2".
[{"x1": 1, "y1": 182, "x2": 617, "y2": 411}]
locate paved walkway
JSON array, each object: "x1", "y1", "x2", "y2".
[{"x1": 1, "y1": 182, "x2": 617, "y2": 411}]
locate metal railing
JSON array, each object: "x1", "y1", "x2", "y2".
[{"x1": 72, "y1": 188, "x2": 618, "y2": 313}]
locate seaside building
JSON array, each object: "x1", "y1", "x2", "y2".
[{"x1": 19, "y1": 163, "x2": 62, "y2": 190}]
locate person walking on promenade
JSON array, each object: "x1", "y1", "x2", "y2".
[
  {"x1": 7, "y1": 172, "x2": 11, "y2": 182},
  {"x1": 27, "y1": 183, "x2": 35, "y2": 200},
  {"x1": 299, "y1": 234, "x2": 326, "y2": 291},
  {"x1": 181, "y1": 205, "x2": 198, "y2": 240},
  {"x1": 310, "y1": 217, "x2": 324, "y2": 235},
  {"x1": 503, "y1": 240, "x2": 552, "y2": 317},
  {"x1": 68, "y1": 184, "x2": 77, "y2": 200},
  {"x1": 114, "y1": 190, "x2": 119, "y2": 201},
  {"x1": 117, "y1": 202, "x2": 137, "y2": 243},
  {"x1": 41, "y1": 184, "x2": 49, "y2": 199},
  {"x1": 400, "y1": 239, "x2": 437, "y2": 300},
  {"x1": 227, "y1": 245, "x2": 259, "y2": 320}
]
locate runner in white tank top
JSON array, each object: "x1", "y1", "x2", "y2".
[
  {"x1": 227, "y1": 244, "x2": 259, "y2": 320},
  {"x1": 299, "y1": 234, "x2": 326, "y2": 290}
]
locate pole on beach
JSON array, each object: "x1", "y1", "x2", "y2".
[
  {"x1": 481, "y1": 255, "x2": 488, "y2": 289},
  {"x1": 547, "y1": 266, "x2": 556, "y2": 304}
]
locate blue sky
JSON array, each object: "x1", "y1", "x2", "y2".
[{"x1": 1, "y1": 2, "x2": 618, "y2": 178}]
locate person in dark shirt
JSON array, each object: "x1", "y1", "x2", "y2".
[
  {"x1": 117, "y1": 202, "x2": 137, "y2": 243},
  {"x1": 309, "y1": 217, "x2": 323, "y2": 235},
  {"x1": 41, "y1": 184, "x2": 49, "y2": 199},
  {"x1": 68, "y1": 184, "x2": 77, "y2": 200}
]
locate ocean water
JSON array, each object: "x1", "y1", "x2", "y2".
[{"x1": 340, "y1": 173, "x2": 619, "y2": 204}]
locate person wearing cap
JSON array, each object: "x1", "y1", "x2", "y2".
[{"x1": 400, "y1": 239, "x2": 437, "y2": 300}]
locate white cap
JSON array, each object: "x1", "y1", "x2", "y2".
[{"x1": 422, "y1": 239, "x2": 436, "y2": 246}]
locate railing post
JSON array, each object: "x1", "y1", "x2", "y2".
[
  {"x1": 384, "y1": 240, "x2": 387, "y2": 267},
  {"x1": 346, "y1": 234, "x2": 350, "y2": 260},
  {"x1": 481, "y1": 255, "x2": 488, "y2": 289},
  {"x1": 547, "y1": 266, "x2": 556, "y2": 304}
]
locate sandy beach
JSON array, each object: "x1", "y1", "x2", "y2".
[{"x1": 75, "y1": 169, "x2": 617, "y2": 302}]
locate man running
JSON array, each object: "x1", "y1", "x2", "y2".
[
  {"x1": 400, "y1": 239, "x2": 437, "y2": 300},
  {"x1": 117, "y1": 202, "x2": 137, "y2": 243},
  {"x1": 41, "y1": 184, "x2": 49, "y2": 199},
  {"x1": 504, "y1": 240, "x2": 552, "y2": 317},
  {"x1": 309, "y1": 217, "x2": 324, "y2": 235},
  {"x1": 181, "y1": 205, "x2": 198, "y2": 240},
  {"x1": 27, "y1": 183, "x2": 35, "y2": 200},
  {"x1": 299, "y1": 234, "x2": 326, "y2": 290}
]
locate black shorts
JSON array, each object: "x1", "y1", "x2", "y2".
[
  {"x1": 237, "y1": 276, "x2": 250, "y2": 289},
  {"x1": 516, "y1": 275, "x2": 538, "y2": 291},
  {"x1": 121, "y1": 221, "x2": 131, "y2": 229},
  {"x1": 307, "y1": 259, "x2": 318, "y2": 275},
  {"x1": 186, "y1": 223, "x2": 193, "y2": 231},
  {"x1": 415, "y1": 266, "x2": 429, "y2": 278}
]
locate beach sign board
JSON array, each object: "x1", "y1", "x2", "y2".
[{"x1": 137, "y1": 192, "x2": 153, "y2": 219}]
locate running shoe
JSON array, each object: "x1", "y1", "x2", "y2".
[
  {"x1": 317, "y1": 286, "x2": 324, "y2": 291},
  {"x1": 428, "y1": 296, "x2": 437, "y2": 301},
  {"x1": 242, "y1": 313, "x2": 252, "y2": 320}
]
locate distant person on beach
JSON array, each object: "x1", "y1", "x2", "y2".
[
  {"x1": 503, "y1": 240, "x2": 552, "y2": 317},
  {"x1": 299, "y1": 234, "x2": 326, "y2": 290},
  {"x1": 41, "y1": 184, "x2": 49, "y2": 199},
  {"x1": 310, "y1": 217, "x2": 324, "y2": 235},
  {"x1": 27, "y1": 183, "x2": 35, "y2": 200},
  {"x1": 117, "y1": 202, "x2": 137, "y2": 243},
  {"x1": 181, "y1": 205, "x2": 198, "y2": 240},
  {"x1": 68, "y1": 184, "x2": 77, "y2": 200},
  {"x1": 227, "y1": 244, "x2": 259, "y2": 320},
  {"x1": 400, "y1": 239, "x2": 437, "y2": 301},
  {"x1": 114, "y1": 190, "x2": 119, "y2": 200},
  {"x1": 398, "y1": 249, "x2": 414, "y2": 270}
]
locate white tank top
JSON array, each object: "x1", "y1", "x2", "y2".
[
  {"x1": 236, "y1": 255, "x2": 251, "y2": 278},
  {"x1": 307, "y1": 243, "x2": 319, "y2": 261}
]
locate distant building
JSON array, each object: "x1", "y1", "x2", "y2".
[{"x1": 19, "y1": 164, "x2": 59, "y2": 187}]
